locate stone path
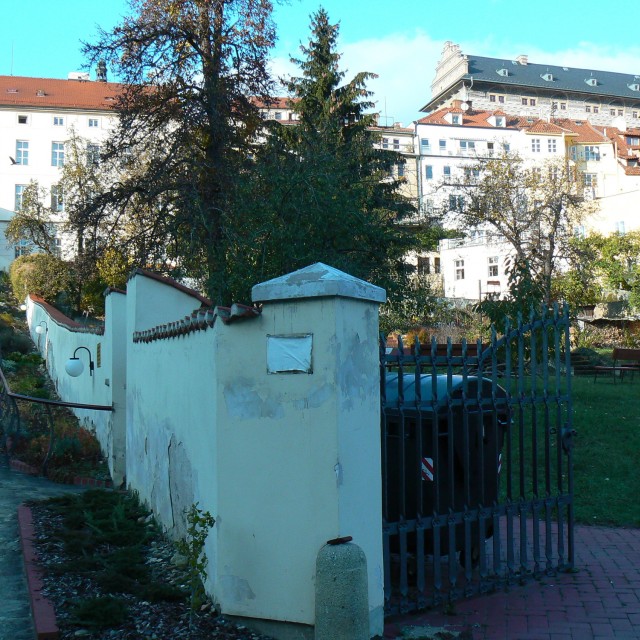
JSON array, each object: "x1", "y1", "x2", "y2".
[
  {"x1": 384, "y1": 523, "x2": 640, "y2": 639},
  {"x1": 0, "y1": 457, "x2": 84, "y2": 640}
]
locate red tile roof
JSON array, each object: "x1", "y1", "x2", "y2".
[{"x1": 0, "y1": 75, "x2": 122, "y2": 111}]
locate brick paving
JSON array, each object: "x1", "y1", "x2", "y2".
[{"x1": 384, "y1": 524, "x2": 640, "y2": 639}]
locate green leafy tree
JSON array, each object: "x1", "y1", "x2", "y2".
[
  {"x1": 82, "y1": 0, "x2": 278, "y2": 304},
  {"x1": 5, "y1": 182, "x2": 59, "y2": 255},
  {"x1": 9, "y1": 254, "x2": 71, "y2": 303},
  {"x1": 230, "y1": 8, "x2": 418, "y2": 301}
]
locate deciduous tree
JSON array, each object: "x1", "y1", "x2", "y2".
[
  {"x1": 453, "y1": 151, "x2": 597, "y2": 306},
  {"x1": 82, "y1": 0, "x2": 278, "y2": 304}
]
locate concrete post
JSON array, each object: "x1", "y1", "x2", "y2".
[{"x1": 315, "y1": 540, "x2": 369, "y2": 640}]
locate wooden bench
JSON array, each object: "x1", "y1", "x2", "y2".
[{"x1": 593, "y1": 347, "x2": 640, "y2": 383}]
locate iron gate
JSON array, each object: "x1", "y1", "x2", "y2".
[{"x1": 380, "y1": 306, "x2": 575, "y2": 615}]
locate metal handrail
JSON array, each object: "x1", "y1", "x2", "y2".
[
  {"x1": 0, "y1": 366, "x2": 112, "y2": 412},
  {"x1": 0, "y1": 360, "x2": 113, "y2": 476}
]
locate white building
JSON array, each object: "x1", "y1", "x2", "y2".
[
  {"x1": 413, "y1": 103, "x2": 640, "y2": 299},
  {"x1": 0, "y1": 73, "x2": 120, "y2": 270}
]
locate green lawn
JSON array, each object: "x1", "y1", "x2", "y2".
[{"x1": 571, "y1": 375, "x2": 640, "y2": 527}]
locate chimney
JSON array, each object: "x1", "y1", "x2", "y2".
[
  {"x1": 96, "y1": 60, "x2": 107, "y2": 82},
  {"x1": 516, "y1": 54, "x2": 528, "y2": 65}
]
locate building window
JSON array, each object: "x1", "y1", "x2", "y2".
[
  {"x1": 634, "y1": 111, "x2": 639, "y2": 119},
  {"x1": 417, "y1": 256, "x2": 430, "y2": 275},
  {"x1": 490, "y1": 94, "x2": 496, "y2": 103},
  {"x1": 53, "y1": 116, "x2": 64, "y2": 126},
  {"x1": 610, "y1": 109, "x2": 616, "y2": 116},
  {"x1": 382, "y1": 137, "x2": 389, "y2": 149},
  {"x1": 420, "y1": 138, "x2": 430, "y2": 153},
  {"x1": 530, "y1": 98, "x2": 536, "y2": 106},
  {"x1": 393, "y1": 138, "x2": 400, "y2": 150},
  {"x1": 443, "y1": 165, "x2": 451, "y2": 178},
  {"x1": 439, "y1": 139, "x2": 447, "y2": 151},
  {"x1": 16, "y1": 140, "x2": 29, "y2": 165},
  {"x1": 488, "y1": 256, "x2": 499, "y2": 277},
  {"x1": 397, "y1": 162, "x2": 405, "y2": 178},
  {"x1": 421, "y1": 198, "x2": 434, "y2": 215},
  {"x1": 452, "y1": 114, "x2": 461, "y2": 125},
  {"x1": 618, "y1": 109, "x2": 624, "y2": 116},
  {"x1": 14, "y1": 239, "x2": 32, "y2": 258},
  {"x1": 548, "y1": 138, "x2": 557, "y2": 153},
  {"x1": 616, "y1": 221, "x2": 626, "y2": 234},
  {"x1": 434, "y1": 257, "x2": 441, "y2": 274},
  {"x1": 18, "y1": 115, "x2": 28, "y2": 124},
  {"x1": 51, "y1": 185, "x2": 64, "y2": 212},
  {"x1": 585, "y1": 105, "x2": 591, "y2": 113},
  {"x1": 425, "y1": 165, "x2": 433, "y2": 180},
  {"x1": 583, "y1": 173, "x2": 597, "y2": 188},
  {"x1": 531, "y1": 138, "x2": 541, "y2": 153},
  {"x1": 52, "y1": 142, "x2": 65, "y2": 167},
  {"x1": 86, "y1": 143, "x2": 101, "y2": 166},
  {"x1": 455, "y1": 259, "x2": 465, "y2": 280},
  {"x1": 584, "y1": 146, "x2": 600, "y2": 161},
  {"x1": 449, "y1": 195, "x2": 464, "y2": 212},
  {"x1": 503, "y1": 143, "x2": 511, "y2": 152},
  {"x1": 495, "y1": 116, "x2": 505, "y2": 127},
  {"x1": 560, "y1": 103, "x2": 567, "y2": 110},
  {"x1": 15, "y1": 184, "x2": 26, "y2": 211},
  {"x1": 88, "y1": 117, "x2": 99, "y2": 127},
  {"x1": 521, "y1": 97, "x2": 528, "y2": 105},
  {"x1": 487, "y1": 142, "x2": 494, "y2": 152}
]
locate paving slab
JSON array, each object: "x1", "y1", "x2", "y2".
[
  {"x1": 0, "y1": 457, "x2": 85, "y2": 640},
  {"x1": 384, "y1": 524, "x2": 640, "y2": 639}
]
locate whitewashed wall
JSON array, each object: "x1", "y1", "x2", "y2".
[
  {"x1": 25, "y1": 293, "x2": 125, "y2": 484},
  {"x1": 28, "y1": 264, "x2": 386, "y2": 639}
]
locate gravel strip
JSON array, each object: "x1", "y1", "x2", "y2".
[{"x1": 29, "y1": 502, "x2": 275, "y2": 640}]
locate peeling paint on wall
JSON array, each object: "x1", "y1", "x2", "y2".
[
  {"x1": 220, "y1": 574, "x2": 256, "y2": 602},
  {"x1": 223, "y1": 383, "x2": 285, "y2": 420},
  {"x1": 168, "y1": 436, "x2": 194, "y2": 538}
]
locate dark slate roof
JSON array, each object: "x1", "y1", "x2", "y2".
[{"x1": 463, "y1": 55, "x2": 640, "y2": 102}]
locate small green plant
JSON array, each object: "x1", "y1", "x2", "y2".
[
  {"x1": 70, "y1": 595, "x2": 129, "y2": 629},
  {"x1": 176, "y1": 502, "x2": 216, "y2": 622}
]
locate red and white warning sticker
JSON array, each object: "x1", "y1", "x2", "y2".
[{"x1": 421, "y1": 457, "x2": 434, "y2": 481}]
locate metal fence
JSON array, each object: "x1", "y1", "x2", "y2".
[{"x1": 380, "y1": 305, "x2": 575, "y2": 615}]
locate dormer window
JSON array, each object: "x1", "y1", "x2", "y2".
[
  {"x1": 497, "y1": 68, "x2": 510, "y2": 77},
  {"x1": 452, "y1": 114, "x2": 461, "y2": 125},
  {"x1": 629, "y1": 83, "x2": 640, "y2": 92},
  {"x1": 541, "y1": 73, "x2": 555, "y2": 82},
  {"x1": 585, "y1": 77, "x2": 599, "y2": 87},
  {"x1": 495, "y1": 116, "x2": 505, "y2": 127}
]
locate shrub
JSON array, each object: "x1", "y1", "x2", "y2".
[{"x1": 9, "y1": 253, "x2": 71, "y2": 302}]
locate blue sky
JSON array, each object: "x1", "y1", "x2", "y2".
[{"x1": 3, "y1": 0, "x2": 640, "y2": 125}]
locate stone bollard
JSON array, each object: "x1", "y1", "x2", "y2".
[{"x1": 315, "y1": 537, "x2": 369, "y2": 640}]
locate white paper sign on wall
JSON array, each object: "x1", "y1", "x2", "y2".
[{"x1": 267, "y1": 334, "x2": 313, "y2": 374}]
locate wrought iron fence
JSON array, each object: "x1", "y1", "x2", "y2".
[{"x1": 380, "y1": 305, "x2": 575, "y2": 615}]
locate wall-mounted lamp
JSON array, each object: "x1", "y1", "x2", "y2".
[
  {"x1": 65, "y1": 346, "x2": 94, "y2": 377},
  {"x1": 35, "y1": 321, "x2": 48, "y2": 335}
]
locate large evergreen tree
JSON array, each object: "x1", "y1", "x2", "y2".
[{"x1": 228, "y1": 8, "x2": 418, "y2": 301}]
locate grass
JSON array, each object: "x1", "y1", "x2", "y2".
[
  {"x1": 493, "y1": 370, "x2": 640, "y2": 528},
  {"x1": 571, "y1": 375, "x2": 640, "y2": 527}
]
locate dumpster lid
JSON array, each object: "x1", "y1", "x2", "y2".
[{"x1": 384, "y1": 373, "x2": 503, "y2": 409}]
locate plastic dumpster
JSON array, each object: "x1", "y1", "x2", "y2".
[{"x1": 382, "y1": 373, "x2": 510, "y2": 558}]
